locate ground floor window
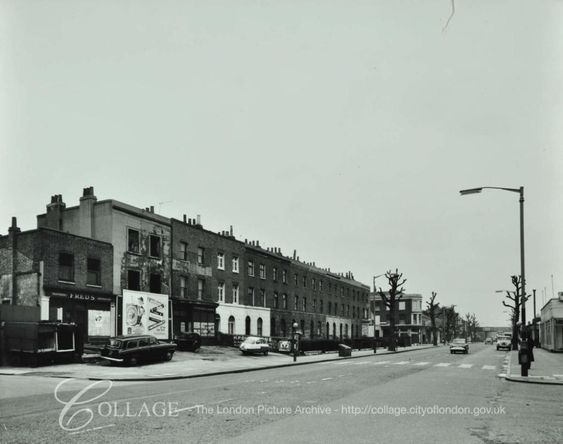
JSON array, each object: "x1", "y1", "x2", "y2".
[{"x1": 228, "y1": 316, "x2": 235, "y2": 335}]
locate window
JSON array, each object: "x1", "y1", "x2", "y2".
[
  {"x1": 302, "y1": 297, "x2": 307, "y2": 312},
  {"x1": 257, "y1": 318, "x2": 263, "y2": 336},
  {"x1": 245, "y1": 316, "x2": 251, "y2": 335},
  {"x1": 232, "y1": 256, "x2": 239, "y2": 273},
  {"x1": 273, "y1": 267, "x2": 278, "y2": 281},
  {"x1": 180, "y1": 242, "x2": 188, "y2": 261},
  {"x1": 312, "y1": 299, "x2": 316, "y2": 312},
  {"x1": 259, "y1": 289, "x2": 266, "y2": 307},
  {"x1": 259, "y1": 264, "x2": 266, "y2": 280},
  {"x1": 399, "y1": 301, "x2": 406, "y2": 311},
  {"x1": 232, "y1": 283, "x2": 239, "y2": 304},
  {"x1": 127, "y1": 229, "x2": 140, "y2": 254},
  {"x1": 197, "y1": 279, "x2": 204, "y2": 300},
  {"x1": 218, "y1": 282, "x2": 225, "y2": 302},
  {"x1": 300, "y1": 320, "x2": 305, "y2": 335},
  {"x1": 312, "y1": 278, "x2": 316, "y2": 290},
  {"x1": 271, "y1": 318, "x2": 276, "y2": 336},
  {"x1": 228, "y1": 316, "x2": 235, "y2": 335},
  {"x1": 58, "y1": 252, "x2": 74, "y2": 282},
  {"x1": 302, "y1": 276, "x2": 306, "y2": 287},
  {"x1": 149, "y1": 273, "x2": 161, "y2": 293},
  {"x1": 282, "y1": 294, "x2": 287, "y2": 309},
  {"x1": 335, "y1": 303, "x2": 338, "y2": 316},
  {"x1": 328, "y1": 301, "x2": 332, "y2": 314},
  {"x1": 319, "y1": 281, "x2": 323, "y2": 291},
  {"x1": 294, "y1": 295, "x2": 299, "y2": 310},
  {"x1": 282, "y1": 270, "x2": 287, "y2": 284},
  {"x1": 149, "y1": 235, "x2": 161, "y2": 258},
  {"x1": 127, "y1": 270, "x2": 140, "y2": 290},
  {"x1": 248, "y1": 260, "x2": 255, "y2": 277},
  {"x1": 248, "y1": 287, "x2": 255, "y2": 305},
  {"x1": 273, "y1": 292, "x2": 279, "y2": 309},
  {"x1": 86, "y1": 258, "x2": 101, "y2": 286},
  {"x1": 217, "y1": 252, "x2": 225, "y2": 270},
  {"x1": 197, "y1": 248, "x2": 204, "y2": 265},
  {"x1": 320, "y1": 300, "x2": 324, "y2": 313},
  {"x1": 180, "y1": 276, "x2": 188, "y2": 298},
  {"x1": 294, "y1": 274, "x2": 298, "y2": 285}
]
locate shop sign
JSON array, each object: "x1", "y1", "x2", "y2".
[{"x1": 49, "y1": 291, "x2": 112, "y2": 303}]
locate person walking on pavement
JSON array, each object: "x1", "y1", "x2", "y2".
[{"x1": 527, "y1": 328, "x2": 535, "y2": 369}]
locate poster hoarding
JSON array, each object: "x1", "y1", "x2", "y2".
[{"x1": 122, "y1": 290, "x2": 169, "y2": 339}]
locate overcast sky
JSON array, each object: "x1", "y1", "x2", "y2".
[{"x1": 1, "y1": 0, "x2": 562, "y2": 326}]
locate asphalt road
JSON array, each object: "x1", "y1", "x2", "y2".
[{"x1": 1, "y1": 344, "x2": 561, "y2": 443}]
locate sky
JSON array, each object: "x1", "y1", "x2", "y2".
[{"x1": 1, "y1": 0, "x2": 562, "y2": 327}]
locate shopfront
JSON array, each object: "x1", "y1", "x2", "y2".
[
  {"x1": 172, "y1": 299, "x2": 218, "y2": 343},
  {"x1": 46, "y1": 290, "x2": 114, "y2": 346}
]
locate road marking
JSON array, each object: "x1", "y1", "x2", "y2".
[
  {"x1": 394, "y1": 361, "x2": 410, "y2": 365},
  {"x1": 435, "y1": 363, "x2": 451, "y2": 367},
  {"x1": 69, "y1": 424, "x2": 116, "y2": 435},
  {"x1": 321, "y1": 377, "x2": 333, "y2": 381},
  {"x1": 459, "y1": 364, "x2": 473, "y2": 369},
  {"x1": 371, "y1": 361, "x2": 390, "y2": 365},
  {"x1": 175, "y1": 404, "x2": 204, "y2": 413},
  {"x1": 482, "y1": 365, "x2": 496, "y2": 370},
  {"x1": 353, "y1": 361, "x2": 370, "y2": 365},
  {"x1": 413, "y1": 362, "x2": 430, "y2": 366},
  {"x1": 334, "y1": 361, "x2": 351, "y2": 365}
]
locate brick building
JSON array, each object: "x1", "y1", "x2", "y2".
[
  {"x1": 5, "y1": 186, "x2": 370, "y2": 343},
  {"x1": 36, "y1": 188, "x2": 172, "y2": 337},
  {"x1": 369, "y1": 292, "x2": 423, "y2": 345},
  {"x1": 0, "y1": 217, "x2": 114, "y2": 343}
]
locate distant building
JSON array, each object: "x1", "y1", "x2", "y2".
[
  {"x1": 368, "y1": 292, "x2": 423, "y2": 345},
  {"x1": 540, "y1": 295, "x2": 563, "y2": 352}
]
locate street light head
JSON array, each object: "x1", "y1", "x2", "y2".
[
  {"x1": 292, "y1": 322, "x2": 298, "y2": 329},
  {"x1": 459, "y1": 188, "x2": 483, "y2": 196}
]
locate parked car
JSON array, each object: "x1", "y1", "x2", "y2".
[
  {"x1": 174, "y1": 332, "x2": 201, "y2": 352},
  {"x1": 496, "y1": 335, "x2": 512, "y2": 351},
  {"x1": 485, "y1": 337, "x2": 493, "y2": 345},
  {"x1": 449, "y1": 338, "x2": 469, "y2": 354},
  {"x1": 100, "y1": 335, "x2": 176, "y2": 366},
  {"x1": 239, "y1": 337, "x2": 270, "y2": 356}
]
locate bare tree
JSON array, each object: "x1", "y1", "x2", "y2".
[
  {"x1": 443, "y1": 305, "x2": 459, "y2": 342},
  {"x1": 376, "y1": 269, "x2": 407, "y2": 352},
  {"x1": 425, "y1": 291, "x2": 440, "y2": 346},
  {"x1": 501, "y1": 275, "x2": 524, "y2": 351},
  {"x1": 464, "y1": 312, "x2": 479, "y2": 342}
]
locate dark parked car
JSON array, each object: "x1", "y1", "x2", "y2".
[
  {"x1": 174, "y1": 332, "x2": 201, "y2": 351},
  {"x1": 100, "y1": 335, "x2": 176, "y2": 366}
]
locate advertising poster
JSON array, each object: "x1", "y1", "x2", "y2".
[
  {"x1": 88, "y1": 310, "x2": 111, "y2": 336},
  {"x1": 122, "y1": 290, "x2": 169, "y2": 339}
]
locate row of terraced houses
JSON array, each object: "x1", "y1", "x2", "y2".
[{"x1": 1, "y1": 187, "x2": 376, "y2": 346}]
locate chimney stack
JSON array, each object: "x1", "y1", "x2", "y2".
[{"x1": 183, "y1": 214, "x2": 187, "y2": 223}]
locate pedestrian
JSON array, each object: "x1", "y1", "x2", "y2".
[{"x1": 527, "y1": 330, "x2": 535, "y2": 368}]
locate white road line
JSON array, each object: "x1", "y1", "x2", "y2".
[
  {"x1": 371, "y1": 361, "x2": 390, "y2": 365},
  {"x1": 175, "y1": 404, "x2": 204, "y2": 413},
  {"x1": 393, "y1": 361, "x2": 410, "y2": 365},
  {"x1": 435, "y1": 363, "x2": 451, "y2": 367},
  {"x1": 321, "y1": 377, "x2": 333, "y2": 381},
  {"x1": 458, "y1": 364, "x2": 473, "y2": 369},
  {"x1": 69, "y1": 424, "x2": 116, "y2": 435},
  {"x1": 482, "y1": 365, "x2": 496, "y2": 370},
  {"x1": 414, "y1": 362, "x2": 430, "y2": 366},
  {"x1": 353, "y1": 362, "x2": 370, "y2": 365}
]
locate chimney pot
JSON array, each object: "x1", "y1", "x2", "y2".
[{"x1": 196, "y1": 214, "x2": 201, "y2": 225}]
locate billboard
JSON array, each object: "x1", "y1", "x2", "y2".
[{"x1": 122, "y1": 290, "x2": 169, "y2": 339}]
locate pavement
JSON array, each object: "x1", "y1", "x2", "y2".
[
  {"x1": 0, "y1": 344, "x2": 436, "y2": 381},
  {"x1": 502, "y1": 346, "x2": 563, "y2": 385},
  {"x1": 1, "y1": 343, "x2": 561, "y2": 384}
]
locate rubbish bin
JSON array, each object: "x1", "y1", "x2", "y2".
[{"x1": 338, "y1": 344, "x2": 352, "y2": 357}]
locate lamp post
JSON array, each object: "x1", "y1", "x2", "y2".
[
  {"x1": 460, "y1": 186, "x2": 528, "y2": 376},
  {"x1": 292, "y1": 321, "x2": 299, "y2": 362},
  {"x1": 372, "y1": 274, "x2": 386, "y2": 353}
]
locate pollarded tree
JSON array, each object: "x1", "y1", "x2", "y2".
[
  {"x1": 426, "y1": 291, "x2": 440, "y2": 346},
  {"x1": 501, "y1": 275, "x2": 527, "y2": 351},
  {"x1": 376, "y1": 269, "x2": 407, "y2": 352}
]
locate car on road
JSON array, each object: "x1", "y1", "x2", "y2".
[
  {"x1": 100, "y1": 335, "x2": 177, "y2": 366},
  {"x1": 449, "y1": 338, "x2": 469, "y2": 354},
  {"x1": 173, "y1": 332, "x2": 201, "y2": 352},
  {"x1": 485, "y1": 337, "x2": 493, "y2": 345},
  {"x1": 496, "y1": 335, "x2": 512, "y2": 351},
  {"x1": 239, "y1": 336, "x2": 270, "y2": 356}
]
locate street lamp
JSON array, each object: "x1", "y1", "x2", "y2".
[
  {"x1": 460, "y1": 186, "x2": 528, "y2": 376},
  {"x1": 372, "y1": 274, "x2": 385, "y2": 353},
  {"x1": 292, "y1": 321, "x2": 299, "y2": 362}
]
